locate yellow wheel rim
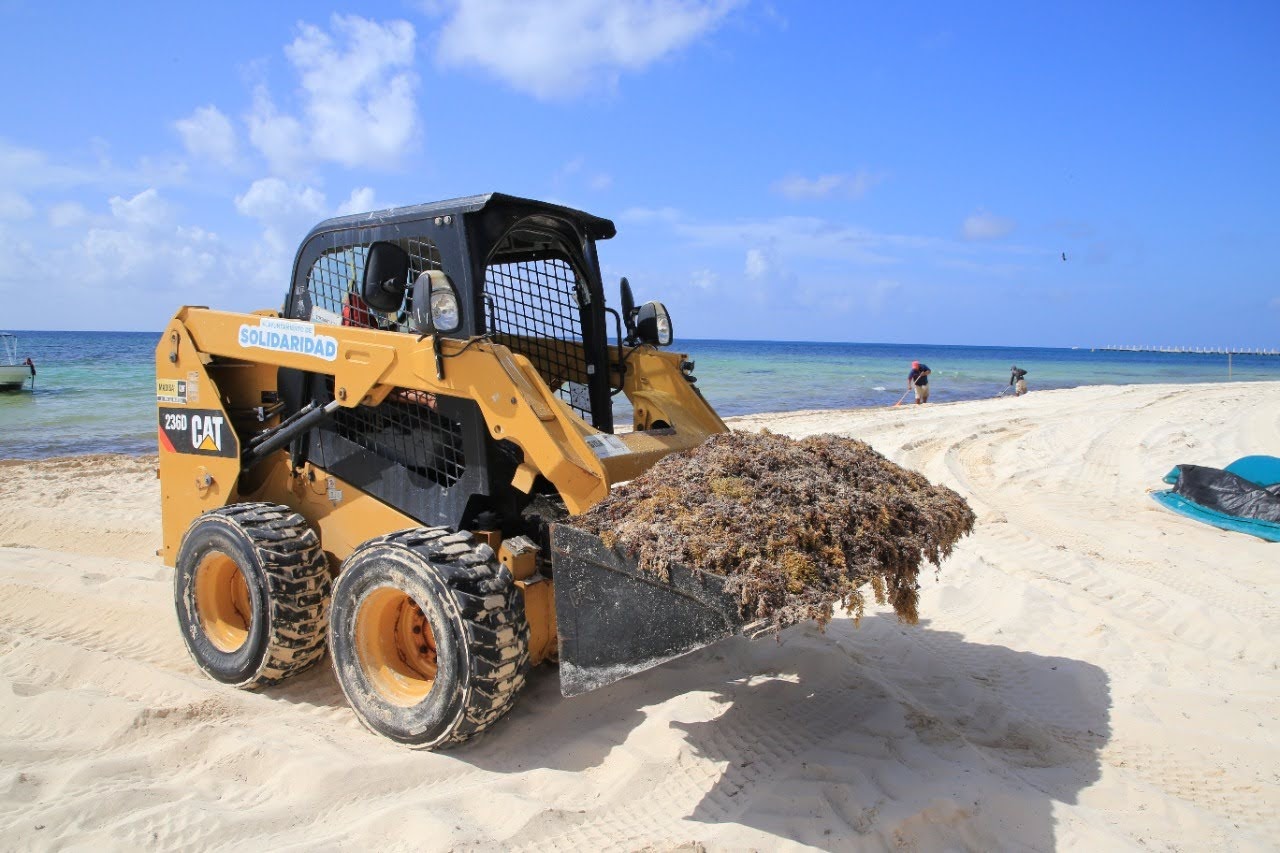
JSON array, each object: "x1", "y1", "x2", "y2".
[
  {"x1": 355, "y1": 587, "x2": 438, "y2": 706},
  {"x1": 194, "y1": 551, "x2": 252, "y2": 653}
]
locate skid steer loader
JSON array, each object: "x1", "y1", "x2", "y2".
[{"x1": 158, "y1": 193, "x2": 764, "y2": 749}]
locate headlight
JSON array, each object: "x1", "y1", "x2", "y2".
[
  {"x1": 412, "y1": 270, "x2": 462, "y2": 334},
  {"x1": 430, "y1": 285, "x2": 460, "y2": 332},
  {"x1": 635, "y1": 301, "x2": 673, "y2": 347}
]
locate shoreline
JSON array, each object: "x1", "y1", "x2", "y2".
[
  {"x1": 1, "y1": 381, "x2": 1277, "y2": 848},
  {"x1": 4, "y1": 379, "x2": 1278, "y2": 464}
]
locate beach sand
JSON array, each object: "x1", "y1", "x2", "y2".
[{"x1": 1, "y1": 382, "x2": 1276, "y2": 850}]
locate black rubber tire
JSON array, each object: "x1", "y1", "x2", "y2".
[
  {"x1": 174, "y1": 503, "x2": 330, "y2": 689},
  {"x1": 329, "y1": 527, "x2": 529, "y2": 749}
]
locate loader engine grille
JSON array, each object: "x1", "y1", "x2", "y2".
[
  {"x1": 485, "y1": 256, "x2": 594, "y2": 424},
  {"x1": 299, "y1": 238, "x2": 443, "y2": 329},
  {"x1": 323, "y1": 381, "x2": 466, "y2": 488}
]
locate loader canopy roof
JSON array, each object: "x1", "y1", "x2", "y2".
[{"x1": 301, "y1": 192, "x2": 617, "y2": 244}]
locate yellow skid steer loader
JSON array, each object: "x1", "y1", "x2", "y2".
[{"x1": 157, "y1": 193, "x2": 761, "y2": 748}]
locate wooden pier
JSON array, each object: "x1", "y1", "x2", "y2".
[{"x1": 1092, "y1": 345, "x2": 1280, "y2": 356}]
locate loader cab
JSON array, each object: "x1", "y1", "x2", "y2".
[
  {"x1": 286, "y1": 193, "x2": 616, "y2": 427},
  {"x1": 472, "y1": 207, "x2": 615, "y2": 433},
  {"x1": 281, "y1": 193, "x2": 619, "y2": 533}
]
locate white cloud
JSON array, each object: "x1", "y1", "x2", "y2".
[
  {"x1": 77, "y1": 223, "x2": 227, "y2": 292},
  {"x1": 938, "y1": 257, "x2": 1029, "y2": 277},
  {"x1": 81, "y1": 226, "x2": 151, "y2": 280},
  {"x1": 68, "y1": 189, "x2": 236, "y2": 296},
  {"x1": 0, "y1": 138, "x2": 188, "y2": 194},
  {"x1": 629, "y1": 208, "x2": 1045, "y2": 296},
  {"x1": 558, "y1": 156, "x2": 585, "y2": 177},
  {"x1": 554, "y1": 157, "x2": 613, "y2": 192},
  {"x1": 108, "y1": 188, "x2": 171, "y2": 228},
  {"x1": 234, "y1": 178, "x2": 330, "y2": 287},
  {"x1": 962, "y1": 209, "x2": 1015, "y2": 240},
  {"x1": 247, "y1": 15, "x2": 419, "y2": 175},
  {"x1": 175, "y1": 105, "x2": 239, "y2": 167},
  {"x1": 336, "y1": 186, "x2": 378, "y2": 215},
  {"x1": 288, "y1": 16, "x2": 417, "y2": 167},
  {"x1": 744, "y1": 247, "x2": 771, "y2": 280},
  {"x1": 0, "y1": 191, "x2": 34, "y2": 220},
  {"x1": 681, "y1": 215, "x2": 921, "y2": 265},
  {"x1": 690, "y1": 267, "x2": 719, "y2": 290},
  {"x1": 235, "y1": 178, "x2": 326, "y2": 223},
  {"x1": 772, "y1": 170, "x2": 882, "y2": 200},
  {"x1": 432, "y1": 0, "x2": 742, "y2": 99},
  {"x1": 48, "y1": 201, "x2": 88, "y2": 228},
  {"x1": 625, "y1": 207, "x2": 935, "y2": 272},
  {"x1": 619, "y1": 205, "x2": 682, "y2": 223},
  {"x1": 0, "y1": 139, "x2": 89, "y2": 190},
  {"x1": 1, "y1": 140, "x2": 114, "y2": 192},
  {"x1": 246, "y1": 86, "x2": 310, "y2": 178},
  {"x1": 867, "y1": 278, "x2": 901, "y2": 312}
]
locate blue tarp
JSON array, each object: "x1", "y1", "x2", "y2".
[{"x1": 1151, "y1": 455, "x2": 1280, "y2": 542}]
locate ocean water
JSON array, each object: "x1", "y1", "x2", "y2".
[
  {"x1": 687, "y1": 340, "x2": 1280, "y2": 416},
  {"x1": 1, "y1": 331, "x2": 158, "y2": 459},
  {"x1": 1, "y1": 330, "x2": 1276, "y2": 459}
]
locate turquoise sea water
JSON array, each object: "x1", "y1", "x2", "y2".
[{"x1": 1, "y1": 330, "x2": 1276, "y2": 460}]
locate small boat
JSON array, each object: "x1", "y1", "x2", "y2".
[
  {"x1": 1151, "y1": 455, "x2": 1280, "y2": 542},
  {"x1": 0, "y1": 333, "x2": 34, "y2": 391}
]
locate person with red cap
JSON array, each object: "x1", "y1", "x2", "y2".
[{"x1": 908, "y1": 360, "x2": 931, "y2": 404}]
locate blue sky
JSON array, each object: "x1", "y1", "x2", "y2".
[{"x1": 2, "y1": 1, "x2": 1277, "y2": 346}]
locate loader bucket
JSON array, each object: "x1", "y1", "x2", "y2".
[{"x1": 550, "y1": 523, "x2": 765, "y2": 697}]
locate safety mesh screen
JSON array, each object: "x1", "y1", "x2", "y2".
[
  {"x1": 323, "y1": 381, "x2": 466, "y2": 487},
  {"x1": 295, "y1": 234, "x2": 458, "y2": 487},
  {"x1": 485, "y1": 256, "x2": 593, "y2": 423},
  {"x1": 298, "y1": 238, "x2": 442, "y2": 329}
]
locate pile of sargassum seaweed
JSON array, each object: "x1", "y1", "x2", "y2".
[{"x1": 575, "y1": 430, "x2": 975, "y2": 632}]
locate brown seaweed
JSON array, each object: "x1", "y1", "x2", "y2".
[{"x1": 574, "y1": 430, "x2": 975, "y2": 632}]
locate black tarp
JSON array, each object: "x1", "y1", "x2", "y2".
[{"x1": 1172, "y1": 465, "x2": 1280, "y2": 523}]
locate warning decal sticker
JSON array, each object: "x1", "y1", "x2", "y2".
[
  {"x1": 583, "y1": 433, "x2": 631, "y2": 459},
  {"x1": 158, "y1": 408, "x2": 238, "y2": 458},
  {"x1": 156, "y1": 378, "x2": 187, "y2": 404}
]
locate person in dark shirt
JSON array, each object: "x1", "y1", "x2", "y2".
[
  {"x1": 23, "y1": 357, "x2": 35, "y2": 377},
  {"x1": 1009, "y1": 365, "x2": 1028, "y2": 396},
  {"x1": 908, "y1": 361, "x2": 931, "y2": 404}
]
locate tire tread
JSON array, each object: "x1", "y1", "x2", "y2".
[
  {"x1": 197, "y1": 502, "x2": 330, "y2": 688},
  {"x1": 373, "y1": 527, "x2": 530, "y2": 747}
]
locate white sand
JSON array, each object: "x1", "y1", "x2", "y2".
[{"x1": 1, "y1": 382, "x2": 1277, "y2": 850}]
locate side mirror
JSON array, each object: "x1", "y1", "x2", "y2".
[
  {"x1": 362, "y1": 241, "x2": 410, "y2": 312},
  {"x1": 411, "y1": 270, "x2": 462, "y2": 335},
  {"x1": 619, "y1": 276, "x2": 637, "y2": 341},
  {"x1": 634, "y1": 301, "x2": 673, "y2": 347}
]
